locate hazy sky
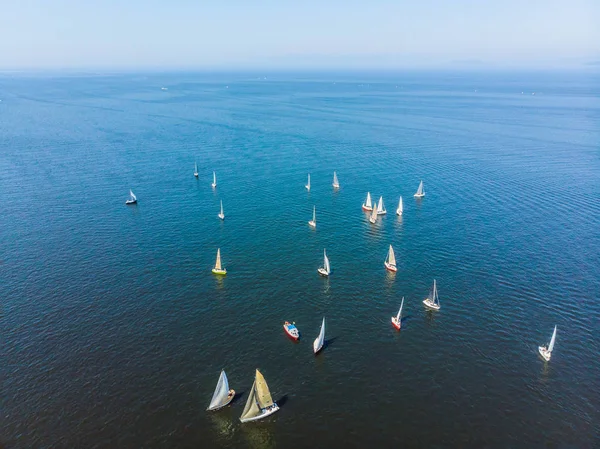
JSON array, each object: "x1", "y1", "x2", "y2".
[{"x1": 1, "y1": 0, "x2": 598, "y2": 69}]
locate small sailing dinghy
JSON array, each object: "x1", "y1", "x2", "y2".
[
  {"x1": 362, "y1": 192, "x2": 373, "y2": 211},
  {"x1": 369, "y1": 201, "x2": 378, "y2": 224},
  {"x1": 305, "y1": 174, "x2": 311, "y2": 191},
  {"x1": 332, "y1": 171, "x2": 340, "y2": 189},
  {"x1": 218, "y1": 200, "x2": 225, "y2": 220},
  {"x1": 283, "y1": 321, "x2": 300, "y2": 340},
  {"x1": 125, "y1": 189, "x2": 137, "y2": 205},
  {"x1": 212, "y1": 171, "x2": 217, "y2": 188},
  {"x1": 239, "y1": 369, "x2": 279, "y2": 423},
  {"x1": 423, "y1": 279, "x2": 440, "y2": 310},
  {"x1": 207, "y1": 370, "x2": 235, "y2": 411},
  {"x1": 391, "y1": 297, "x2": 404, "y2": 330},
  {"x1": 308, "y1": 205, "x2": 316, "y2": 228},
  {"x1": 384, "y1": 245, "x2": 397, "y2": 272},
  {"x1": 313, "y1": 317, "x2": 325, "y2": 354},
  {"x1": 317, "y1": 249, "x2": 331, "y2": 276},
  {"x1": 194, "y1": 162, "x2": 199, "y2": 178},
  {"x1": 538, "y1": 325, "x2": 557, "y2": 362},
  {"x1": 414, "y1": 180, "x2": 425, "y2": 198},
  {"x1": 396, "y1": 196, "x2": 403, "y2": 215},
  {"x1": 376, "y1": 196, "x2": 387, "y2": 215},
  {"x1": 212, "y1": 248, "x2": 227, "y2": 275}
]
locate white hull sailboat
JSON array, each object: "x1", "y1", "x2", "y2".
[
  {"x1": 212, "y1": 171, "x2": 217, "y2": 188},
  {"x1": 391, "y1": 297, "x2": 404, "y2": 330},
  {"x1": 305, "y1": 174, "x2": 311, "y2": 191},
  {"x1": 239, "y1": 369, "x2": 279, "y2": 423},
  {"x1": 332, "y1": 171, "x2": 340, "y2": 189},
  {"x1": 376, "y1": 196, "x2": 387, "y2": 215},
  {"x1": 125, "y1": 189, "x2": 137, "y2": 205},
  {"x1": 308, "y1": 205, "x2": 316, "y2": 228},
  {"x1": 423, "y1": 279, "x2": 440, "y2": 310},
  {"x1": 362, "y1": 192, "x2": 373, "y2": 211},
  {"x1": 369, "y1": 201, "x2": 378, "y2": 224},
  {"x1": 396, "y1": 196, "x2": 403, "y2": 215},
  {"x1": 313, "y1": 317, "x2": 325, "y2": 354},
  {"x1": 384, "y1": 244, "x2": 397, "y2": 272},
  {"x1": 414, "y1": 180, "x2": 425, "y2": 198},
  {"x1": 207, "y1": 370, "x2": 235, "y2": 411},
  {"x1": 218, "y1": 200, "x2": 225, "y2": 220},
  {"x1": 212, "y1": 248, "x2": 227, "y2": 275},
  {"x1": 317, "y1": 249, "x2": 330, "y2": 276},
  {"x1": 538, "y1": 325, "x2": 557, "y2": 362},
  {"x1": 194, "y1": 162, "x2": 199, "y2": 178}
]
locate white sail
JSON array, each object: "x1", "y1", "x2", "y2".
[
  {"x1": 212, "y1": 171, "x2": 217, "y2": 186},
  {"x1": 208, "y1": 370, "x2": 230, "y2": 410},
  {"x1": 313, "y1": 317, "x2": 325, "y2": 353},
  {"x1": 220, "y1": 200, "x2": 224, "y2": 216},
  {"x1": 415, "y1": 180, "x2": 424, "y2": 197},
  {"x1": 312, "y1": 206, "x2": 316, "y2": 223},
  {"x1": 365, "y1": 192, "x2": 372, "y2": 208},
  {"x1": 432, "y1": 279, "x2": 439, "y2": 306},
  {"x1": 324, "y1": 249, "x2": 330, "y2": 274},
  {"x1": 129, "y1": 190, "x2": 136, "y2": 201},
  {"x1": 240, "y1": 381, "x2": 260, "y2": 421},
  {"x1": 397, "y1": 196, "x2": 403, "y2": 215},
  {"x1": 396, "y1": 297, "x2": 404, "y2": 321},
  {"x1": 377, "y1": 196, "x2": 385, "y2": 213},
  {"x1": 387, "y1": 245, "x2": 396, "y2": 266},
  {"x1": 369, "y1": 202, "x2": 378, "y2": 223},
  {"x1": 548, "y1": 325, "x2": 557, "y2": 353},
  {"x1": 194, "y1": 162, "x2": 198, "y2": 175},
  {"x1": 215, "y1": 249, "x2": 222, "y2": 270},
  {"x1": 333, "y1": 171, "x2": 339, "y2": 187},
  {"x1": 305, "y1": 174, "x2": 311, "y2": 191}
]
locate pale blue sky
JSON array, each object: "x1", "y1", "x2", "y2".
[{"x1": 0, "y1": 0, "x2": 598, "y2": 69}]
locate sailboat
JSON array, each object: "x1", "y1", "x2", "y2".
[
  {"x1": 239, "y1": 369, "x2": 279, "y2": 423},
  {"x1": 305, "y1": 174, "x2": 311, "y2": 191},
  {"x1": 212, "y1": 248, "x2": 227, "y2": 275},
  {"x1": 362, "y1": 192, "x2": 373, "y2": 211},
  {"x1": 538, "y1": 325, "x2": 557, "y2": 362},
  {"x1": 423, "y1": 279, "x2": 440, "y2": 310},
  {"x1": 125, "y1": 189, "x2": 137, "y2": 205},
  {"x1": 207, "y1": 370, "x2": 235, "y2": 411},
  {"x1": 308, "y1": 205, "x2": 316, "y2": 228},
  {"x1": 313, "y1": 317, "x2": 325, "y2": 354},
  {"x1": 317, "y1": 249, "x2": 330, "y2": 276},
  {"x1": 212, "y1": 171, "x2": 217, "y2": 188},
  {"x1": 332, "y1": 171, "x2": 340, "y2": 189},
  {"x1": 396, "y1": 196, "x2": 403, "y2": 215},
  {"x1": 218, "y1": 200, "x2": 225, "y2": 220},
  {"x1": 384, "y1": 245, "x2": 397, "y2": 272},
  {"x1": 391, "y1": 297, "x2": 404, "y2": 330},
  {"x1": 369, "y1": 201, "x2": 378, "y2": 224},
  {"x1": 414, "y1": 180, "x2": 425, "y2": 198},
  {"x1": 376, "y1": 196, "x2": 387, "y2": 215},
  {"x1": 194, "y1": 162, "x2": 199, "y2": 178}
]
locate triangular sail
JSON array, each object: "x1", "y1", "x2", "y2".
[
  {"x1": 398, "y1": 196, "x2": 403, "y2": 214},
  {"x1": 333, "y1": 171, "x2": 339, "y2": 186},
  {"x1": 213, "y1": 171, "x2": 217, "y2": 185},
  {"x1": 314, "y1": 317, "x2": 325, "y2": 352},
  {"x1": 365, "y1": 192, "x2": 372, "y2": 208},
  {"x1": 396, "y1": 297, "x2": 404, "y2": 321},
  {"x1": 215, "y1": 249, "x2": 222, "y2": 270},
  {"x1": 255, "y1": 369, "x2": 274, "y2": 408},
  {"x1": 324, "y1": 250, "x2": 330, "y2": 274},
  {"x1": 208, "y1": 370, "x2": 230, "y2": 409},
  {"x1": 220, "y1": 200, "x2": 224, "y2": 215},
  {"x1": 307, "y1": 174, "x2": 311, "y2": 189},
  {"x1": 129, "y1": 190, "x2": 136, "y2": 201},
  {"x1": 194, "y1": 162, "x2": 198, "y2": 173},
  {"x1": 416, "y1": 181, "x2": 424, "y2": 196},
  {"x1": 240, "y1": 381, "x2": 261, "y2": 421},
  {"x1": 548, "y1": 325, "x2": 557, "y2": 352},
  {"x1": 370, "y1": 203, "x2": 378, "y2": 222},
  {"x1": 431, "y1": 279, "x2": 439, "y2": 305},
  {"x1": 377, "y1": 196, "x2": 385, "y2": 213},
  {"x1": 312, "y1": 206, "x2": 316, "y2": 223},
  {"x1": 387, "y1": 245, "x2": 396, "y2": 266}
]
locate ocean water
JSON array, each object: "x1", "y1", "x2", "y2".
[{"x1": 1, "y1": 71, "x2": 599, "y2": 448}]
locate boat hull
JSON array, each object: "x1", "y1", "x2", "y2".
[
  {"x1": 194, "y1": 174, "x2": 199, "y2": 178},
  {"x1": 317, "y1": 268, "x2": 329, "y2": 277},
  {"x1": 212, "y1": 269, "x2": 227, "y2": 275},
  {"x1": 538, "y1": 346, "x2": 551, "y2": 361},
  {"x1": 414, "y1": 193, "x2": 425, "y2": 198},
  {"x1": 212, "y1": 183, "x2": 217, "y2": 188},
  {"x1": 207, "y1": 390, "x2": 236, "y2": 411},
  {"x1": 369, "y1": 217, "x2": 377, "y2": 224},
  {"x1": 240, "y1": 404, "x2": 280, "y2": 423},
  {"x1": 313, "y1": 341, "x2": 324, "y2": 354},
  {"x1": 423, "y1": 298, "x2": 440, "y2": 310},
  {"x1": 384, "y1": 262, "x2": 397, "y2": 272},
  {"x1": 125, "y1": 200, "x2": 137, "y2": 205},
  {"x1": 308, "y1": 220, "x2": 316, "y2": 228},
  {"x1": 391, "y1": 317, "x2": 401, "y2": 330},
  {"x1": 333, "y1": 184, "x2": 340, "y2": 189},
  {"x1": 396, "y1": 210, "x2": 402, "y2": 216},
  {"x1": 377, "y1": 210, "x2": 387, "y2": 215},
  {"x1": 362, "y1": 205, "x2": 373, "y2": 211},
  {"x1": 218, "y1": 214, "x2": 225, "y2": 220}
]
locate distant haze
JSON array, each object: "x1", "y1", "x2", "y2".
[{"x1": 0, "y1": 0, "x2": 598, "y2": 70}]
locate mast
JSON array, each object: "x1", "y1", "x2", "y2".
[
  {"x1": 548, "y1": 326, "x2": 557, "y2": 352},
  {"x1": 220, "y1": 200, "x2": 224, "y2": 215},
  {"x1": 398, "y1": 196, "x2": 403, "y2": 214},
  {"x1": 387, "y1": 245, "x2": 396, "y2": 266},
  {"x1": 215, "y1": 249, "x2": 222, "y2": 270},
  {"x1": 432, "y1": 279, "x2": 439, "y2": 305},
  {"x1": 366, "y1": 192, "x2": 372, "y2": 208},
  {"x1": 323, "y1": 249, "x2": 330, "y2": 274},
  {"x1": 312, "y1": 206, "x2": 316, "y2": 223},
  {"x1": 396, "y1": 297, "x2": 404, "y2": 321},
  {"x1": 333, "y1": 171, "x2": 339, "y2": 187},
  {"x1": 213, "y1": 171, "x2": 217, "y2": 186}
]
